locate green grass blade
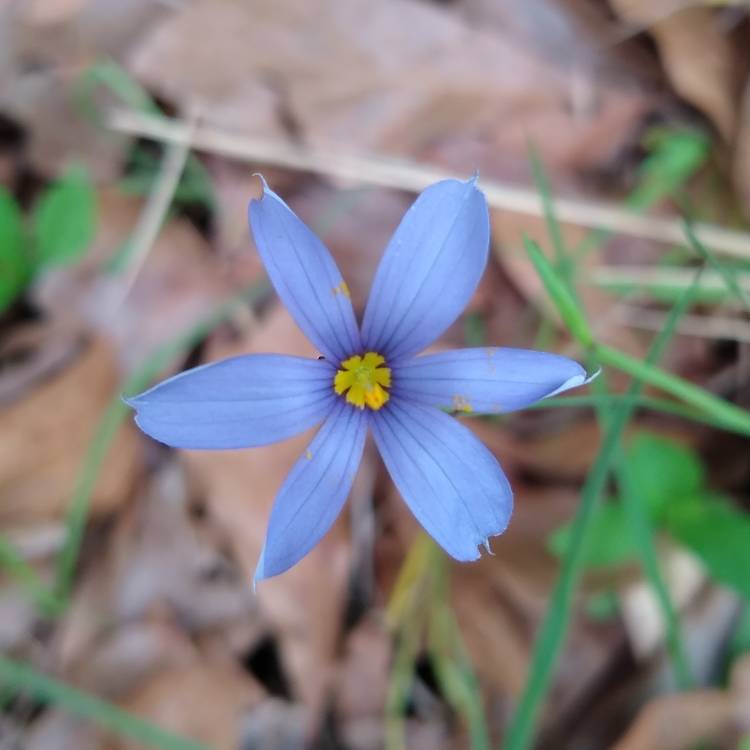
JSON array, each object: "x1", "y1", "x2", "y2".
[
  {"x1": 595, "y1": 344, "x2": 750, "y2": 437},
  {"x1": 429, "y1": 601, "x2": 490, "y2": 750},
  {"x1": 602, "y1": 276, "x2": 701, "y2": 690},
  {"x1": 683, "y1": 219, "x2": 750, "y2": 310},
  {"x1": 614, "y1": 448, "x2": 693, "y2": 688},
  {"x1": 524, "y1": 237, "x2": 594, "y2": 347},
  {"x1": 503, "y1": 277, "x2": 695, "y2": 749},
  {"x1": 0, "y1": 656, "x2": 208, "y2": 750},
  {"x1": 529, "y1": 145, "x2": 573, "y2": 286},
  {"x1": 502, "y1": 396, "x2": 637, "y2": 750},
  {"x1": 53, "y1": 281, "x2": 270, "y2": 604},
  {"x1": 526, "y1": 393, "x2": 718, "y2": 428},
  {"x1": 0, "y1": 537, "x2": 61, "y2": 616}
]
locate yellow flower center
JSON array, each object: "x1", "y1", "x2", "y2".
[{"x1": 334, "y1": 352, "x2": 391, "y2": 410}]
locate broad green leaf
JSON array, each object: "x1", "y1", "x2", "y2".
[
  {"x1": 666, "y1": 497, "x2": 750, "y2": 599},
  {"x1": 629, "y1": 127, "x2": 709, "y2": 211},
  {"x1": 549, "y1": 502, "x2": 637, "y2": 568},
  {"x1": 0, "y1": 188, "x2": 29, "y2": 313},
  {"x1": 34, "y1": 165, "x2": 96, "y2": 267},
  {"x1": 550, "y1": 433, "x2": 706, "y2": 570},
  {"x1": 627, "y1": 433, "x2": 704, "y2": 518}
]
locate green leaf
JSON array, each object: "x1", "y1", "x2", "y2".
[
  {"x1": 549, "y1": 502, "x2": 637, "y2": 568},
  {"x1": 34, "y1": 164, "x2": 96, "y2": 267},
  {"x1": 585, "y1": 591, "x2": 619, "y2": 621},
  {"x1": 627, "y1": 432, "x2": 704, "y2": 518},
  {"x1": 629, "y1": 127, "x2": 709, "y2": 211},
  {"x1": 0, "y1": 187, "x2": 29, "y2": 313},
  {"x1": 666, "y1": 497, "x2": 750, "y2": 599}
]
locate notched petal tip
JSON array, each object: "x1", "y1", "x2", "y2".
[
  {"x1": 121, "y1": 393, "x2": 137, "y2": 408},
  {"x1": 585, "y1": 367, "x2": 601, "y2": 384},
  {"x1": 544, "y1": 361, "x2": 599, "y2": 399}
]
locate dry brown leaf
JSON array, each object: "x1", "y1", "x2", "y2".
[
  {"x1": 611, "y1": 653, "x2": 750, "y2": 749},
  {"x1": 56, "y1": 461, "x2": 257, "y2": 679},
  {"x1": 34, "y1": 188, "x2": 239, "y2": 371},
  {"x1": 110, "y1": 660, "x2": 263, "y2": 750},
  {"x1": 0, "y1": 0, "x2": 171, "y2": 177},
  {"x1": 0, "y1": 327, "x2": 138, "y2": 528},
  {"x1": 183, "y1": 303, "x2": 352, "y2": 715},
  {"x1": 334, "y1": 615, "x2": 391, "y2": 734},
  {"x1": 18, "y1": 0, "x2": 91, "y2": 26},
  {"x1": 128, "y1": 0, "x2": 650, "y2": 178},
  {"x1": 612, "y1": 690, "x2": 736, "y2": 750},
  {"x1": 734, "y1": 72, "x2": 750, "y2": 215},
  {"x1": 26, "y1": 711, "x2": 100, "y2": 750},
  {"x1": 609, "y1": 0, "x2": 737, "y2": 140}
]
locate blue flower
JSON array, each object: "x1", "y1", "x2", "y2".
[{"x1": 127, "y1": 176, "x2": 594, "y2": 582}]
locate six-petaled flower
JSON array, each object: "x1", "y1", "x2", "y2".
[{"x1": 127, "y1": 176, "x2": 595, "y2": 582}]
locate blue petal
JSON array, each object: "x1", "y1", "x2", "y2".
[
  {"x1": 361, "y1": 178, "x2": 489, "y2": 361},
  {"x1": 371, "y1": 398, "x2": 512, "y2": 561},
  {"x1": 127, "y1": 354, "x2": 336, "y2": 449},
  {"x1": 255, "y1": 401, "x2": 367, "y2": 581},
  {"x1": 248, "y1": 178, "x2": 361, "y2": 364},
  {"x1": 392, "y1": 347, "x2": 593, "y2": 414}
]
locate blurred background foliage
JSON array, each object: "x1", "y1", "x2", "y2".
[{"x1": 1, "y1": 1, "x2": 750, "y2": 749}]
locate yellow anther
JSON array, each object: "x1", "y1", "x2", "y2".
[
  {"x1": 452, "y1": 394, "x2": 473, "y2": 413},
  {"x1": 334, "y1": 351, "x2": 391, "y2": 410},
  {"x1": 332, "y1": 281, "x2": 351, "y2": 298}
]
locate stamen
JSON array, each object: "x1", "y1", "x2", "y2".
[{"x1": 334, "y1": 352, "x2": 391, "y2": 410}]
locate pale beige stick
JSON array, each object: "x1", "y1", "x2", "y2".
[
  {"x1": 107, "y1": 108, "x2": 750, "y2": 261},
  {"x1": 614, "y1": 305, "x2": 750, "y2": 342},
  {"x1": 590, "y1": 266, "x2": 750, "y2": 296},
  {"x1": 106, "y1": 115, "x2": 195, "y2": 314}
]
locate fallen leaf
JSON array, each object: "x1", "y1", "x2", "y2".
[
  {"x1": 56, "y1": 460, "x2": 258, "y2": 678},
  {"x1": 17, "y1": 0, "x2": 91, "y2": 26},
  {"x1": 0, "y1": 326, "x2": 138, "y2": 528},
  {"x1": 110, "y1": 660, "x2": 263, "y2": 750},
  {"x1": 609, "y1": 0, "x2": 737, "y2": 141},
  {"x1": 0, "y1": 0, "x2": 171, "y2": 178},
  {"x1": 33, "y1": 188, "x2": 239, "y2": 371},
  {"x1": 734, "y1": 72, "x2": 750, "y2": 215},
  {"x1": 128, "y1": 0, "x2": 650, "y2": 178}
]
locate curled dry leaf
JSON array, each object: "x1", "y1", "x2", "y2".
[
  {"x1": 609, "y1": 0, "x2": 737, "y2": 141},
  {"x1": 0, "y1": 327, "x2": 138, "y2": 528},
  {"x1": 612, "y1": 653, "x2": 750, "y2": 749},
  {"x1": 182, "y1": 303, "x2": 352, "y2": 716}
]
